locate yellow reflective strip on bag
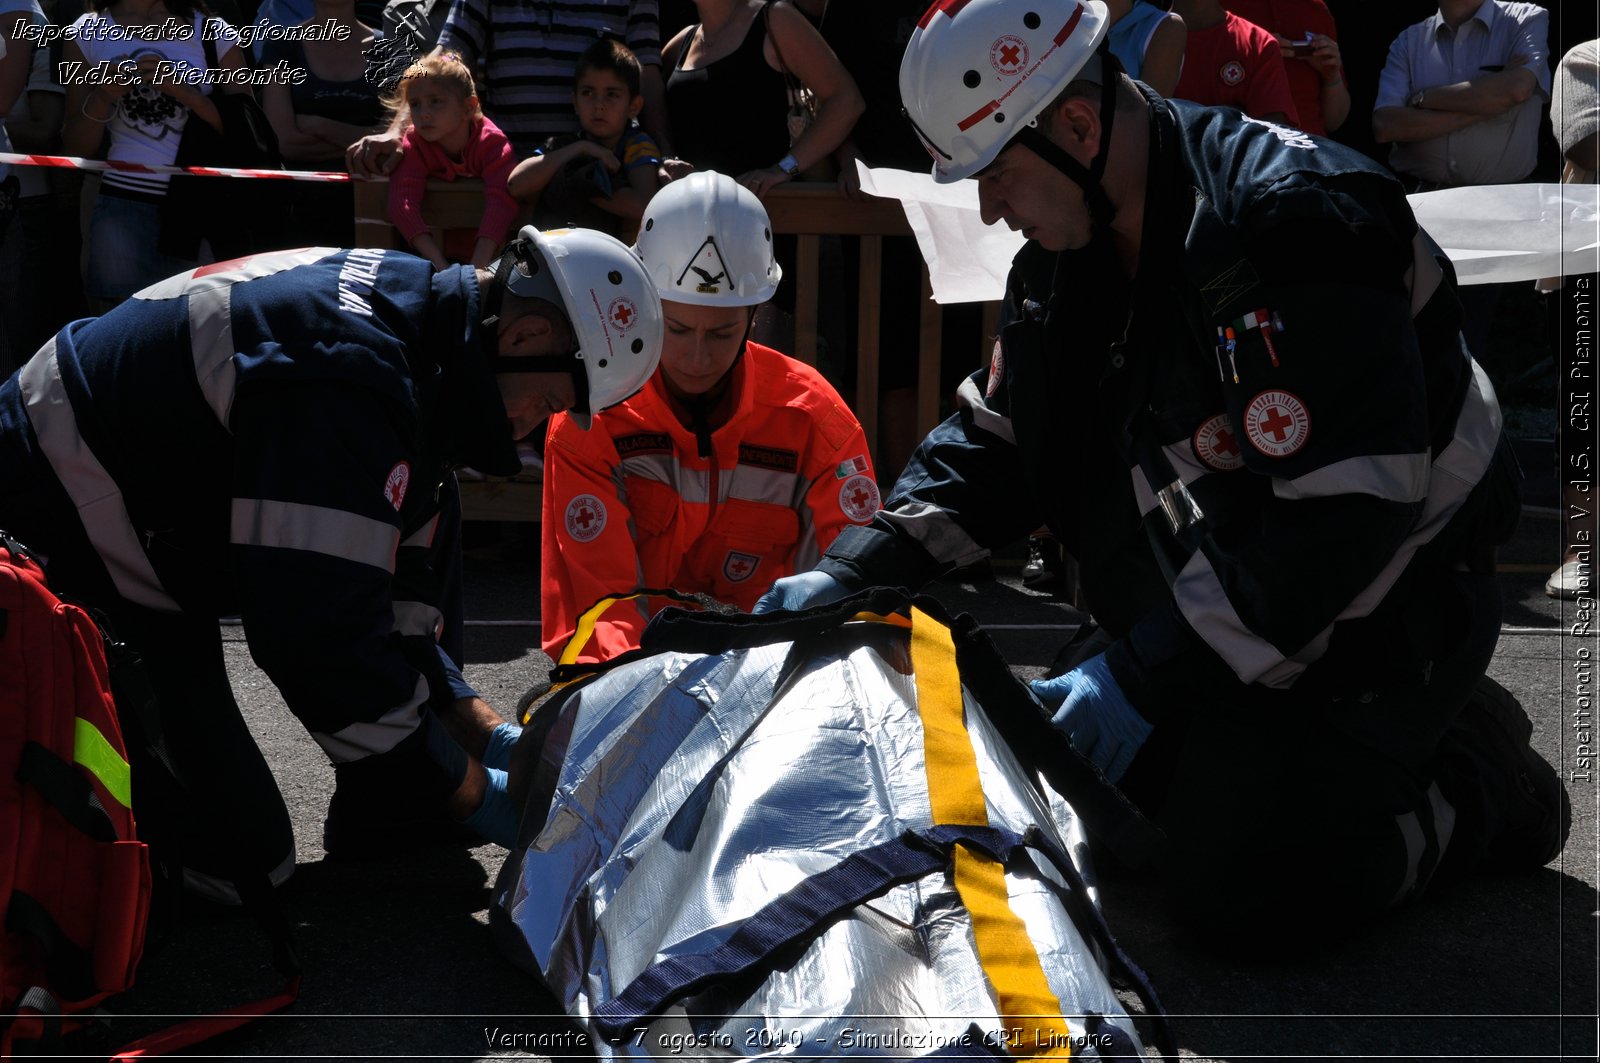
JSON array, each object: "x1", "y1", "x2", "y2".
[
  {"x1": 74, "y1": 716, "x2": 132, "y2": 810},
  {"x1": 910, "y1": 605, "x2": 1074, "y2": 1058}
]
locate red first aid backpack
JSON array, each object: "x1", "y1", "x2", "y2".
[{"x1": 0, "y1": 534, "x2": 152, "y2": 1054}]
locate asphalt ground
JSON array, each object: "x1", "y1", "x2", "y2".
[{"x1": 65, "y1": 505, "x2": 1599, "y2": 1063}]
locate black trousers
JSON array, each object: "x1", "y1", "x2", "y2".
[{"x1": 1114, "y1": 564, "x2": 1516, "y2": 949}]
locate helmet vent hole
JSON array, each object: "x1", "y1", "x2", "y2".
[
  {"x1": 1023, "y1": 12, "x2": 1040, "y2": 29},
  {"x1": 963, "y1": 69, "x2": 981, "y2": 88},
  {"x1": 598, "y1": 358, "x2": 609, "y2": 368},
  {"x1": 644, "y1": 218, "x2": 654, "y2": 231},
  {"x1": 764, "y1": 227, "x2": 771, "y2": 241},
  {"x1": 631, "y1": 338, "x2": 644, "y2": 354},
  {"x1": 608, "y1": 270, "x2": 623, "y2": 284}
]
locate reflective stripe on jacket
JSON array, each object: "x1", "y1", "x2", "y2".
[{"x1": 0, "y1": 249, "x2": 500, "y2": 761}]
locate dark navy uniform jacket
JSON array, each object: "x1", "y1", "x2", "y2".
[
  {"x1": 820, "y1": 94, "x2": 1517, "y2": 721},
  {"x1": 0, "y1": 248, "x2": 518, "y2": 763}
]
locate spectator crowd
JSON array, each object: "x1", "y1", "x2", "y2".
[{"x1": 1, "y1": 0, "x2": 1595, "y2": 597}]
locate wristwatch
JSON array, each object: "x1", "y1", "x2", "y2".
[
  {"x1": 1408, "y1": 88, "x2": 1427, "y2": 109},
  {"x1": 777, "y1": 153, "x2": 801, "y2": 178}
]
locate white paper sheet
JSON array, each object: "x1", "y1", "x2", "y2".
[
  {"x1": 1407, "y1": 183, "x2": 1599, "y2": 285},
  {"x1": 858, "y1": 164, "x2": 1600, "y2": 301},
  {"x1": 856, "y1": 163, "x2": 1023, "y2": 304}
]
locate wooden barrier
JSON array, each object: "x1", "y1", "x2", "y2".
[{"x1": 353, "y1": 177, "x2": 1001, "y2": 521}]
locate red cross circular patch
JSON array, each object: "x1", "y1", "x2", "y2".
[
  {"x1": 990, "y1": 35, "x2": 1028, "y2": 76},
  {"x1": 1220, "y1": 60, "x2": 1245, "y2": 86},
  {"x1": 984, "y1": 337, "x2": 1005, "y2": 399},
  {"x1": 1243, "y1": 390, "x2": 1311, "y2": 458},
  {"x1": 1192, "y1": 414, "x2": 1244, "y2": 472},
  {"x1": 384, "y1": 461, "x2": 410, "y2": 510},
  {"x1": 839, "y1": 474, "x2": 881, "y2": 524},
  {"x1": 608, "y1": 297, "x2": 637, "y2": 332},
  {"x1": 564, "y1": 493, "x2": 607, "y2": 542}
]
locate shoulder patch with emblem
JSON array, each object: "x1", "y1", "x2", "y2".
[
  {"x1": 565, "y1": 494, "x2": 607, "y2": 542},
  {"x1": 1192, "y1": 414, "x2": 1244, "y2": 472},
  {"x1": 839, "y1": 475, "x2": 881, "y2": 523},
  {"x1": 985, "y1": 337, "x2": 1006, "y2": 399},
  {"x1": 384, "y1": 461, "x2": 410, "y2": 510},
  {"x1": 1243, "y1": 390, "x2": 1311, "y2": 458}
]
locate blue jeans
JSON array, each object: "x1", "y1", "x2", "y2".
[{"x1": 84, "y1": 190, "x2": 199, "y2": 308}]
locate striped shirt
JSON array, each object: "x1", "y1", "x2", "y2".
[{"x1": 438, "y1": 0, "x2": 661, "y2": 157}]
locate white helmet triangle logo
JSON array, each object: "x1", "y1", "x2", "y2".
[{"x1": 676, "y1": 237, "x2": 735, "y2": 295}]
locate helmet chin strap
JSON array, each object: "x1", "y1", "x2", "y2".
[{"x1": 1014, "y1": 46, "x2": 1122, "y2": 233}]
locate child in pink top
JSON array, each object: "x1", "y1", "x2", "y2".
[{"x1": 385, "y1": 53, "x2": 519, "y2": 270}]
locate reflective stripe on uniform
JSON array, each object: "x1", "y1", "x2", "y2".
[
  {"x1": 231, "y1": 498, "x2": 400, "y2": 572},
  {"x1": 19, "y1": 340, "x2": 181, "y2": 611},
  {"x1": 1172, "y1": 548, "x2": 1309, "y2": 687},
  {"x1": 726, "y1": 464, "x2": 805, "y2": 508},
  {"x1": 400, "y1": 516, "x2": 439, "y2": 550},
  {"x1": 956, "y1": 376, "x2": 1017, "y2": 445},
  {"x1": 1310, "y1": 358, "x2": 1502, "y2": 636},
  {"x1": 313, "y1": 674, "x2": 428, "y2": 762},
  {"x1": 1271, "y1": 452, "x2": 1431, "y2": 504},
  {"x1": 188, "y1": 283, "x2": 239, "y2": 428},
  {"x1": 879, "y1": 501, "x2": 988, "y2": 571},
  {"x1": 793, "y1": 506, "x2": 822, "y2": 572},
  {"x1": 392, "y1": 598, "x2": 443, "y2": 639},
  {"x1": 1176, "y1": 357, "x2": 1503, "y2": 687}
]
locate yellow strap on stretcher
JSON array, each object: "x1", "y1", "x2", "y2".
[
  {"x1": 910, "y1": 605, "x2": 1074, "y2": 1058},
  {"x1": 558, "y1": 593, "x2": 645, "y2": 668}
]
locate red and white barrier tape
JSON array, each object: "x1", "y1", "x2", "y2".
[{"x1": 0, "y1": 151, "x2": 355, "y2": 182}]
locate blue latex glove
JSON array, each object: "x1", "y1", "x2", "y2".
[
  {"x1": 1029, "y1": 654, "x2": 1152, "y2": 783},
  {"x1": 462, "y1": 766, "x2": 519, "y2": 848},
  {"x1": 752, "y1": 570, "x2": 852, "y2": 614},
  {"x1": 483, "y1": 721, "x2": 522, "y2": 772}
]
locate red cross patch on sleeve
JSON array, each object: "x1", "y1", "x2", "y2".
[
  {"x1": 1243, "y1": 391, "x2": 1311, "y2": 458},
  {"x1": 564, "y1": 494, "x2": 608, "y2": 542}
]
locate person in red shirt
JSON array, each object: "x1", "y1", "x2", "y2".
[
  {"x1": 541, "y1": 170, "x2": 878, "y2": 663},
  {"x1": 385, "y1": 52, "x2": 520, "y2": 270},
  {"x1": 1227, "y1": 0, "x2": 1349, "y2": 135},
  {"x1": 1171, "y1": 0, "x2": 1299, "y2": 125}
]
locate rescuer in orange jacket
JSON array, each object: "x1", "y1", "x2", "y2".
[{"x1": 541, "y1": 170, "x2": 879, "y2": 661}]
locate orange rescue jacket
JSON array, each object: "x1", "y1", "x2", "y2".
[{"x1": 541, "y1": 343, "x2": 879, "y2": 661}]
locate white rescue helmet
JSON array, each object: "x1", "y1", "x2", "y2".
[
  {"x1": 491, "y1": 225, "x2": 664, "y2": 430},
  {"x1": 634, "y1": 170, "x2": 782, "y2": 307},
  {"x1": 900, "y1": 0, "x2": 1111, "y2": 183}
]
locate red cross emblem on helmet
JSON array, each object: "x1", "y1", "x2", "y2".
[
  {"x1": 990, "y1": 34, "x2": 1028, "y2": 76},
  {"x1": 608, "y1": 297, "x2": 637, "y2": 332}
]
